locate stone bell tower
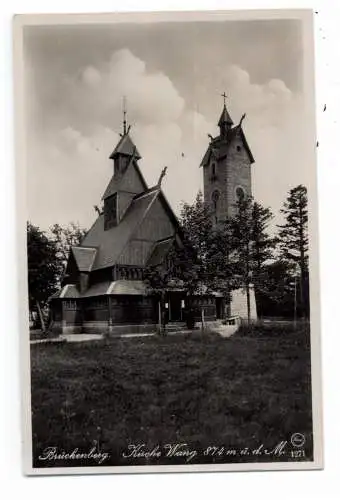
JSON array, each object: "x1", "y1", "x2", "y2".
[
  {"x1": 200, "y1": 93, "x2": 255, "y2": 225},
  {"x1": 200, "y1": 94, "x2": 258, "y2": 321}
]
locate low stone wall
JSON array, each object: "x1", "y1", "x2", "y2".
[{"x1": 108, "y1": 324, "x2": 157, "y2": 336}]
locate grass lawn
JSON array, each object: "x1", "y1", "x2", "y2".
[{"x1": 30, "y1": 323, "x2": 313, "y2": 468}]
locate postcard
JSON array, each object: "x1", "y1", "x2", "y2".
[{"x1": 14, "y1": 9, "x2": 323, "y2": 474}]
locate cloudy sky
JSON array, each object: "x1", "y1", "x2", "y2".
[{"x1": 24, "y1": 16, "x2": 314, "y2": 231}]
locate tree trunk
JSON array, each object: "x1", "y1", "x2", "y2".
[
  {"x1": 294, "y1": 274, "x2": 297, "y2": 328},
  {"x1": 299, "y1": 271, "x2": 304, "y2": 319},
  {"x1": 36, "y1": 300, "x2": 46, "y2": 333}
]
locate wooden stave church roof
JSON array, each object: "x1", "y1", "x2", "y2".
[
  {"x1": 109, "y1": 133, "x2": 141, "y2": 160},
  {"x1": 77, "y1": 186, "x2": 182, "y2": 272}
]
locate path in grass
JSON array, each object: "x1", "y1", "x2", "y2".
[{"x1": 30, "y1": 325, "x2": 313, "y2": 467}]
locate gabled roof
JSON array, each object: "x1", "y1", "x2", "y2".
[
  {"x1": 80, "y1": 184, "x2": 182, "y2": 271},
  {"x1": 200, "y1": 144, "x2": 218, "y2": 167},
  {"x1": 71, "y1": 246, "x2": 97, "y2": 272},
  {"x1": 80, "y1": 281, "x2": 112, "y2": 297},
  {"x1": 81, "y1": 187, "x2": 159, "y2": 270},
  {"x1": 109, "y1": 132, "x2": 141, "y2": 160},
  {"x1": 232, "y1": 125, "x2": 255, "y2": 164},
  {"x1": 200, "y1": 125, "x2": 255, "y2": 166},
  {"x1": 101, "y1": 158, "x2": 148, "y2": 200},
  {"x1": 218, "y1": 105, "x2": 233, "y2": 127}
]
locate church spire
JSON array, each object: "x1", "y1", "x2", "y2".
[
  {"x1": 109, "y1": 97, "x2": 141, "y2": 161},
  {"x1": 218, "y1": 92, "x2": 233, "y2": 137},
  {"x1": 122, "y1": 95, "x2": 127, "y2": 135}
]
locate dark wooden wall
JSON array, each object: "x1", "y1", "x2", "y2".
[{"x1": 109, "y1": 296, "x2": 157, "y2": 324}]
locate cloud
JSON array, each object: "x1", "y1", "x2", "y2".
[
  {"x1": 27, "y1": 50, "x2": 311, "y2": 233},
  {"x1": 82, "y1": 66, "x2": 102, "y2": 87},
  {"x1": 57, "y1": 49, "x2": 185, "y2": 133}
]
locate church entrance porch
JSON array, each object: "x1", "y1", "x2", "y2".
[{"x1": 165, "y1": 292, "x2": 186, "y2": 322}]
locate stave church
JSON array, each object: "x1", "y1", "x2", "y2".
[{"x1": 50, "y1": 98, "x2": 257, "y2": 335}]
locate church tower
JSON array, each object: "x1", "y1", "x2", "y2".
[
  {"x1": 102, "y1": 103, "x2": 146, "y2": 231},
  {"x1": 200, "y1": 94, "x2": 255, "y2": 224}
]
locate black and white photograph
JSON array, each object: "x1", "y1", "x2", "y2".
[{"x1": 14, "y1": 9, "x2": 323, "y2": 474}]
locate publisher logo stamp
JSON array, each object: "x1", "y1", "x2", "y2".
[{"x1": 291, "y1": 433, "x2": 305, "y2": 448}]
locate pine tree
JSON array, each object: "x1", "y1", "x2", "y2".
[
  {"x1": 277, "y1": 184, "x2": 309, "y2": 317},
  {"x1": 252, "y1": 202, "x2": 275, "y2": 279},
  {"x1": 180, "y1": 191, "x2": 235, "y2": 301},
  {"x1": 227, "y1": 198, "x2": 276, "y2": 322},
  {"x1": 179, "y1": 191, "x2": 213, "y2": 267}
]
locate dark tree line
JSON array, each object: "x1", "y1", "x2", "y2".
[
  {"x1": 27, "y1": 185, "x2": 309, "y2": 330},
  {"x1": 27, "y1": 222, "x2": 87, "y2": 330}
]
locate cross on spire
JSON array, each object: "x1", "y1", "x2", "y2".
[
  {"x1": 221, "y1": 92, "x2": 228, "y2": 106},
  {"x1": 123, "y1": 96, "x2": 127, "y2": 135}
]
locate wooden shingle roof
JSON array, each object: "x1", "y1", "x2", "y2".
[
  {"x1": 81, "y1": 187, "x2": 160, "y2": 270},
  {"x1": 71, "y1": 247, "x2": 97, "y2": 272},
  {"x1": 101, "y1": 157, "x2": 148, "y2": 200},
  {"x1": 109, "y1": 133, "x2": 141, "y2": 160},
  {"x1": 80, "y1": 280, "x2": 148, "y2": 297}
]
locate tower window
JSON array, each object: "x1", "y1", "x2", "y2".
[
  {"x1": 211, "y1": 162, "x2": 217, "y2": 180},
  {"x1": 212, "y1": 190, "x2": 220, "y2": 212},
  {"x1": 236, "y1": 186, "x2": 245, "y2": 201},
  {"x1": 236, "y1": 145, "x2": 241, "y2": 152}
]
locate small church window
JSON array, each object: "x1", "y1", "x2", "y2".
[
  {"x1": 104, "y1": 193, "x2": 117, "y2": 230},
  {"x1": 236, "y1": 145, "x2": 241, "y2": 152}
]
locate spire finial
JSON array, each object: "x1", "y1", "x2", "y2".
[
  {"x1": 221, "y1": 91, "x2": 228, "y2": 107},
  {"x1": 239, "y1": 113, "x2": 246, "y2": 126},
  {"x1": 157, "y1": 166, "x2": 168, "y2": 187},
  {"x1": 123, "y1": 95, "x2": 127, "y2": 135}
]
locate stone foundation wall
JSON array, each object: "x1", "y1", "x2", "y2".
[
  {"x1": 82, "y1": 321, "x2": 157, "y2": 336},
  {"x1": 50, "y1": 321, "x2": 82, "y2": 335}
]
